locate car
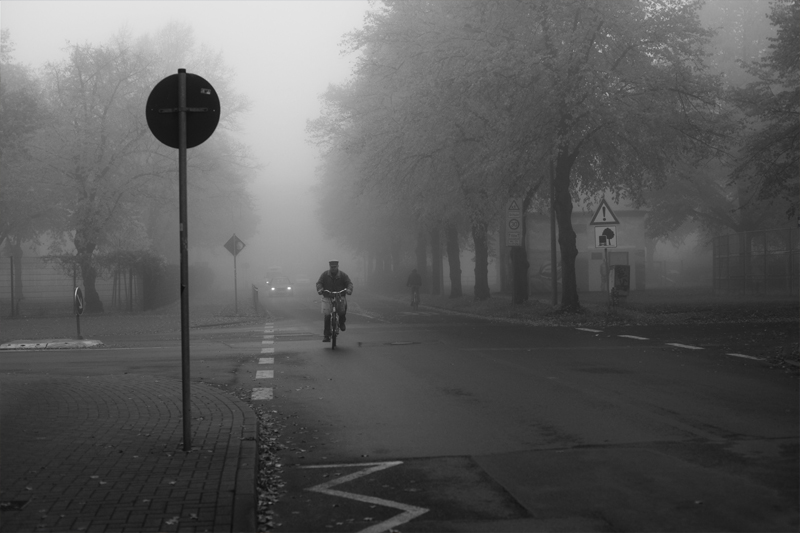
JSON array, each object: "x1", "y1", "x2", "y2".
[{"x1": 265, "y1": 275, "x2": 294, "y2": 296}]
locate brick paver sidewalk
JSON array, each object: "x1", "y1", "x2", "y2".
[{"x1": 0, "y1": 373, "x2": 257, "y2": 532}]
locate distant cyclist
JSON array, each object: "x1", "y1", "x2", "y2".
[
  {"x1": 316, "y1": 260, "x2": 353, "y2": 342},
  {"x1": 407, "y1": 268, "x2": 422, "y2": 307}
]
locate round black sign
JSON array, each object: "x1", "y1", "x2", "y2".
[{"x1": 146, "y1": 72, "x2": 220, "y2": 149}]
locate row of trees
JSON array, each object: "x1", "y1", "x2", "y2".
[
  {"x1": 1, "y1": 24, "x2": 259, "y2": 312},
  {"x1": 308, "y1": 0, "x2": 797, "y2": 310}
]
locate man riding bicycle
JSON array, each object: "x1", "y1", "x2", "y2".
[
  {"x1": 316, "y1": 260, "x2": 353, "y2": 342},
  {"x1": 407, "y1": 268, "x2": 422, "y2": 306}
]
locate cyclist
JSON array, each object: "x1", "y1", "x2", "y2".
[
  {"x1": 316, "y1": 260, "x2": 353, "y2": 342},
  {"x1": 407, "y1": 268, "x2": 422, "y2": 307}
]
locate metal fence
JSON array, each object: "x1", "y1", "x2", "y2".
[
  {"x1": 712, "y1": 228, "x2": 799, "y2": 295},
  {"x1": 0, "y1": 256, "x2": 139, "y2": 317}
]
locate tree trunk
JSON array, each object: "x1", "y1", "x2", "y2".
[
  {"x1": 499, "y1": 215, "x2": 511, "y2": 293},
  {"x1": 9, "y1": 238, "x2": 24, "y2": 315},
  {"x1": 553, "y1": 147, "x2": 580, "y2": 311},
  {"x1": 429, "y1": 226, "x2": 442, "y2": 296},
  {"x1": 445, "y1": 224, "x2": 462, "y2": 298},
  {"x1": 415, "y1": 230, "x2": 428, "y2": 288},
  {"x1": 74, "y1": 231, "x2": 104, "y2": 313},
  {"x1": 511, "y1": 194, "x2": 533, "y2": 304},
  {"x1": 472, "y1": 221, "x2": 491, "y2": 301},
  {"x1": 510, "y1": 246, "x2": 529, "y2": 304}
]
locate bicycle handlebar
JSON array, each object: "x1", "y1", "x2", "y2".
[{"x1": 321, "y1": 289, "x2": 348, "y2": 296}]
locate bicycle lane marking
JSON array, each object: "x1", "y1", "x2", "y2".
[
  {"x1": 301, "y1": 461, "x2": 429, "y2": 533},
  {"x1": 252, "y1": 321, "x2": 275, "y2": 401}
]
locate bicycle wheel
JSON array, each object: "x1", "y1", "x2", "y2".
[{"x1": 330, "y1": 311, "x2": 338, "y2": 349}]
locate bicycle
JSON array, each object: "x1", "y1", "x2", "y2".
[
  {"x1": 322, "y1": 289, "x2": 348, "y2": 349},
  {"x1": 410, "y1": 286, "x2": 420, "y2": 310}
]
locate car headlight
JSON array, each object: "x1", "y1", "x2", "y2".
[
  {"x1": 287, "y1": 287, "x2": 292, "y2": 290},
  {"x1": 271, "y1": 287, "x2": 275, "y2": 291}
]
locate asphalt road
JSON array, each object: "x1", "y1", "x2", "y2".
[
  {"x1": 1, "y1": 289, "x2": 796, "y2": 532},
  {"x1": 258, "y1": 289, "x2": 798, "y2": 532}
]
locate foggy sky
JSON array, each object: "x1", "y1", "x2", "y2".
[{"x1": 1, "y1": 0, "x2": 368, "y2": 283}]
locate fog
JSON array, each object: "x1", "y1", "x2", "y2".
[{"x1": 1, "y1": 1, "x2": 367, "y2": 293}]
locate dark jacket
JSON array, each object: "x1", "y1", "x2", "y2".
[{"x1": 316, "y1": 270, "x2": 353, "y2": 293}]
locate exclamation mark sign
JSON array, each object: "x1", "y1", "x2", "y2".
[{"x1": 602, "y1": 206, "x2": 606, "y2": 221}]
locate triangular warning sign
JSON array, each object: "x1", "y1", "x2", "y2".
[
  {"x1": 508, "y1": 200, "x2": 520, "y2": 211},
  {"x1": 589, "y1": 198, "x2": 620, "y2": 225}
]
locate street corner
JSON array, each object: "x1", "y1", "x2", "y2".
[{"x1": 0, "y1": 338, "x2": 104, "y2": 350}]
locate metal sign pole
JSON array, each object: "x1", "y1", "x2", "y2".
[
  {"x1": 178, "y1": 69, "x2": 192, "y2": 452},
  {"x1": 10, "y1": 257, "x2": 14, "y2": 318},
  {"x1": 234, "y1": 249, "x2": 238, "y2": 315}
]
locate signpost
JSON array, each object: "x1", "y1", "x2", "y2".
[
  {"x1": 590, "y1": 199, "x2": 620, "y2": 298},
  {"x1": 224, "y1": 234, "x2": 246, "y2": 314},
  {"x1": 74, "y1": 287, "x2": 84, "y2": 340},
  {"x1": 146, "y1": 69, "x2": 220, "y2": 451},
  {"x1": 506, "y1": 198, "x2": 523, "y2": 247}
]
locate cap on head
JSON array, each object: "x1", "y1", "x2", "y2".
[{"x1": 329, "y1": 260, "x2": 339, "y2": 267}]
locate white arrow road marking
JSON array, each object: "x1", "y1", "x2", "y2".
[{"x1": 301, "y1": 461, "x2": 428, "y2": 533}]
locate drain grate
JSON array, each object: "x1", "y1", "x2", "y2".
[{"x1": 1, "y1": 501, "x2": 29, "y2": 512}]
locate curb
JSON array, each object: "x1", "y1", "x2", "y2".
[
  {"x1": 233, "y1": 411, "x2": 259, "y2": 532},
  {"x1": 0, "y1": 339, "x2": 104, "y2": 350}
]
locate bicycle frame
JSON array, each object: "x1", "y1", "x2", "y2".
[{"x1": 322, "y1": 289, "x2": 347, "y2": 348}]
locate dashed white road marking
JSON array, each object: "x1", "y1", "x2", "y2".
[
  {"x1": 576, "y1": 327, "x2": 603, "y2": 333},
  {"x1": 619, "y1": 335, "x2": 649, "y2": 340},
  {"x1": 666, "y1": 343, "x2": 704, "y2": 350},
  {"x1": 301, "y1": 461, "x2": 428, "y2": 533},
  {"x1": 251, "y1": 388, "x2": 273, "y2": 400},
  {"x1": 253, "y1": 322, "x2": 277, "y2": 401},
  {"x1": 728, "y1": 353, "x2": 765, "y2": 361}
]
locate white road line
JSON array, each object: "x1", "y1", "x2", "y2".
[
  {"x1": 728, "y1": 353, "x2": 765, "y2": 361},
  {"x1": 261, "y1": 347, "x2": 274, "y2": 354},
  {"x1": 259, "y1": 357, "x2": 274, "y2": 364},
  {"x1": 619, "y1": 335, "x2": 649, "y2": 340},
  {"x1": 251, "y1": 388, "x2": 273, "y2": 400},
  {"x1": 666, "y1": 343, "x2": 704, "y2": 350},
  {"x1": 262, "y1": 340, "x2": 274, "y2": 345},
  {"x1": 264, "y1": 335, "x2": 274, "y2": 340},
  {"x1": 256, "y1": 370, "x2": 274, "y2": 379},
  {"x1": 576, "y1": 327, "x2": 603, "y2": 333},
  {"x1": 301, "y1": 461, "x2": 428, "y2": 533}
]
